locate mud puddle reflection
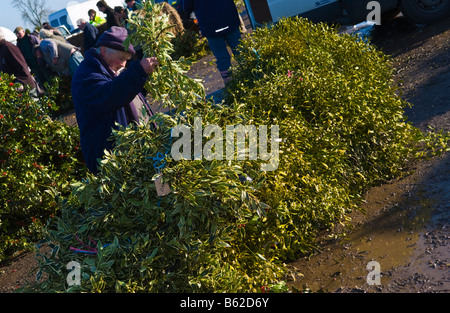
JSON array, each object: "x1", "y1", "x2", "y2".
[{"x1": 288, "y1": 154, "x2": 450, "y2": 293}]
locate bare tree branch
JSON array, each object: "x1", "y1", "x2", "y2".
[{"x1": 11, "y1": 0, "x2": 51, "y2": 28}]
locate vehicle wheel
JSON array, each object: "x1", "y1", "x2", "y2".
[{"x1": 400, "y1": 0, "x2": 450, "y2": 24}]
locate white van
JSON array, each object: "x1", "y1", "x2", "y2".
[{"x1": 49, "y1": 0, "x2": 125, "y2": 33}]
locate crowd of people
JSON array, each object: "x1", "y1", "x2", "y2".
[
  {"x1": 0, "y1": 1, "x2": 146, "y2": 94},
  {"x1": 2, "y1": 0, "x2": 244, "y2": 174}
]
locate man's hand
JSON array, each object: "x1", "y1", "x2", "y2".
[{"x1": 140, "y1": 57, "x2": 159, "y2": 75}]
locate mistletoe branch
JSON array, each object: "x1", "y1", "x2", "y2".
[{"x1": 126, "y1": 0, "x2": 205, "y2": 112}]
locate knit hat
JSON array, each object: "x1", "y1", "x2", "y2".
[{"x1": 96, "y1": 26, "x2": 135, "y2": 55}]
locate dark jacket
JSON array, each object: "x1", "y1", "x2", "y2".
[
  {"x1": 0, "y1": 39, "x2": 35, "y2": 87},
  {"x1": 83, "y1": 22, "x2": 99, "y2": 51},
  {"x1": 16, "y1": 33, "x2": 40, "y2": 69},
  {"x1": 182, "y1": 0, "x2": 240, "y2": 38},
  {"x1": 71, "y1": 48, "x2": 152, "y2": 173}
]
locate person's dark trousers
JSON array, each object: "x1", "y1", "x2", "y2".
[{"x1": 206, "y1": 27, "x2": 241, "y2": 82}]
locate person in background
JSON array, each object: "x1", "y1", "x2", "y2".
[
  {"x1": 125, "y1": 0, "x2": 140, "y2": 12},
  {"x1": 181, "y1": 0, "x2": 241, "y2": 84},
  {"x1": 88, "y1": 9, "x2": 107, "y2": 26},
  {"x1": 14, "y1": 26, "x2": 52, "y2": 87},
  {"x1": 34, "y1": 33, "x2": 83, "y2": 77},
  {"x1": 42, "y1": 22, "x2": 66, "y2": 39},
  {"x1": 15, "y1": 27, "x2": 40, "y2": 61},
  {"x1": 0, "y1": 29, "x2": 39, "y2": 94},
  {"x1": 31, "y1": 29, "x2": 40, "y2": 38},
  {"x1": 71, "y1": 26, "x2": 159, "y2": 174},
  {"x1": 114, "y1": 6, "x2": 129, "y2": 27},
  {"x1": 97, "y1": 0, "x2": 122, "y2": 29},
  {"x1": 77, "y1": 18, "x2": 99, "y2": 52}
]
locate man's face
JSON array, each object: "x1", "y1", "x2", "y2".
[
  {"x1": 97, "y1": 6, "x2": 105, "y2": 13},
  {"x1": 101, "y1": 47, "x2": 132, "y2": 73},
  {"x1": 16, "y1": 30, "x2": 26, "y2": 39},
  {"x1": 126, "y1": 1, "x2": 135, "y2": 8},
  {"x1": 78, "y1": 22, "x2": 86, "y2": 30}
]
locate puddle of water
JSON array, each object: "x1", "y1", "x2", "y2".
[
  {"x1": 346, "y1": 196, "x2": 435, "y2": 272},
  {"x1": 288, "y1": 180, "x2": 438, "y2": 292}
]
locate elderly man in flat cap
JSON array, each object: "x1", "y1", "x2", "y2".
[{"x1": 71, "y1": 26, "x2": 159, "y2": 174}]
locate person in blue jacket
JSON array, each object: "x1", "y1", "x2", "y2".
[
  {"x1": 181, "y1": 0, "x2": 241, "y2": 84},
  {"x1": 71, "y1": 26, "x2": 159, "y2": 174},
  {"x1": 76, "y1": 18, "x2": 99, "y2": 53}
]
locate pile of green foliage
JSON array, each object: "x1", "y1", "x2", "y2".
[
  {"x1": 33, "y1": 111, "x2": 284, "y2": 292},
  {"x1": 32, "y1": 1, "x2": 277, "y2": 293},
  {"x1": 30, "y1": 2, "x2": 448, "y2": 293},
  {"x1": 32, "y1": 1, "x2": 282, "y2": 293},
  {"x1": 44, "y1": 76, "x2": 74, "y2": 118},
  {"x1": 0, "y1": 74, "x2": 87, "y2": 262},
  {"x1": 224, "y1": 18, "x2": 430, "y2": 259},
  {"x1": 171, "y1": 29, "x2": 210, "y2": 61}
]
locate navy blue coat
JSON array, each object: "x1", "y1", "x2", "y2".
[
  {"x1": 181, "y1": 0, "x2": 240, "y2": 38},
  {"x1": 83, "y1": 22, "x2": 99, "y2": 51},
  {"x1": 72, "y1": 48, "x2": 149, "y2": 173}
]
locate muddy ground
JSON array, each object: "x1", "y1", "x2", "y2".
[{"x1": 0, "y1": 13, "x2": 449, "y2": 293}]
